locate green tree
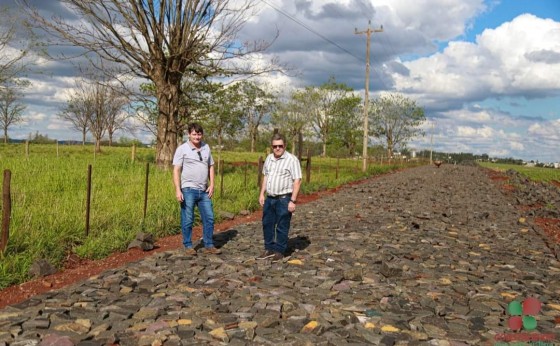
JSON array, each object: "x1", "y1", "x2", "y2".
[
  {"x1": 203, "y1": 83, "x2": 244, "y2": 149},
  {"x1": 271, "y1": 89, "x2": 311, "y2": 155},
  {"x1": 235, "y1": 81, "x2": 276, "y2": 153},
  {"x1": 306, "y1": 77, "x2": 360, "y2": 157},
  {"x1": 369, "y1": 93, "x2": 426, "y2": 159}
]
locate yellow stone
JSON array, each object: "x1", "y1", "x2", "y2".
[
  {"x1": 364, "y1": 322, "x2": 376, "y2": 329},
  {"x1": 381, "y1": 325, "x2": 400, "y2": 332},
  {"x1": 287, "y1": 259, "x2": 303, "y2": 265},
  {"x1": 178, "y1": 319, "x2": 192, "y2": 325},
  {"x1": 500, "y1": 292, "x2": 519, "y2": 299},
  {"x1": 209, "y1": 327, "x2": 228, "y2": 341},
  {"x1": 440, "y1": 278, "x2": 452, "y2": 285},
  {"x1": 520, "y1": 228, "x2": 529, "y2": 233},
  {"x1": 518, "y1": 217, "x2": 526, "y2": 224},
  {"x1": 547, "y1": 303, "x2": 560, "y2": 311},
  {"x1": 427, "y1": 291, "x2": 443, "y2": 299},
  {"x1": 468, "y1": 251, "x2": 481, "y2": 256},
  {"x1": 301, "y1": 320, "x2": 319, "y2": 333},
  {"x1": 120, "y1": 286, "x2": 133, "y2": 294}
]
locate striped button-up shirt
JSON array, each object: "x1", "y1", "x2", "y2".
[{"x1": 263, "y1": 151, "x2": 302, "y2": 196}]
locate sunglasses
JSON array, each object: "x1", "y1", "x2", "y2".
[
  {"x1": 197, "y1": 151, "x2": 203, "y2": 161},
  {"x1": 272, "y1": 145, "x2": 284, "y2": 149}
]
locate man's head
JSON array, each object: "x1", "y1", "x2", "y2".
[
  {"x1": 187, "y1": 123, "x2": 204, "y2": 146},
  {"x1": 271, "y1": 133, "x2": 286, "y2": 158}
]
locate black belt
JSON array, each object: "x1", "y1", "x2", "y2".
[{"x1": 267, "y1": 193, "x2": 291, "y2": 199}]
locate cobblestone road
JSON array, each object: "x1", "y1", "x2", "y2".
[{"x1": 1, "y1": 165, "x2": 559, "y2": 345}]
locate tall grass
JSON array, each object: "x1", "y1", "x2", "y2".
[
  {"x1": 479, "y1": 162, "x2": 560, "y2": 182},
  {"x1": 0, "y1": 143, "x2": 418, "y2": 289}
]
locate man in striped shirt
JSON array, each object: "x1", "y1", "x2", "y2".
[{"x1": 257, "y1": 133, "x2": 302, "y2": 262}]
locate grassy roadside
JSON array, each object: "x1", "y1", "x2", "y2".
[
  {"x1": 479, "y1": 162, "x2": 560, "y2": 182},
  {"x1": 0, "y1": 144, "x2": 423, "y2": 289}
]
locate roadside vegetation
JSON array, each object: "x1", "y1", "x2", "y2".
[
  {"x1": 479, "y1": 162, "x2": 560, "y2": 182},
  {"x1": 0, "y1": 143, "x2": 422, "y2": 289}
]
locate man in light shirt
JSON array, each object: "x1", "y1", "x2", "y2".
[
  {"x1": 173, "y1": 123, "x2": 221, "y2": 256},
  {"x1": 258, "y1": 133, "x2": 302, "y2": 262}
]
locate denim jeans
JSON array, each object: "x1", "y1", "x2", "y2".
[
  {"x1": 180, "y1": 188, "x2": 215, "y2": 248},
  {"x1": 262, "y1": 196, "x2": 292, "y2": 254}
]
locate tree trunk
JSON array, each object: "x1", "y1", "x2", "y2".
[
  {"x1": 82, "y1": 131, "x2": 86, "y2": 145},
  {"x1": 250, "y1": 129, "x2": 256, "y2": 153},
  {"x1": 155, "y1": 83, "x2": 180, "y2": 169},
  {"x1": 322, "y1": 141, "x2": 327, "y2": 157}
]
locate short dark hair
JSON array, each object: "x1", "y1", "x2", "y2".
[
  {"x1": 271, "y1": 133, "x2": 285, "y2": 144},
  {"x1": 188, "y1": 123, "x2": 204, "y2": 134}
]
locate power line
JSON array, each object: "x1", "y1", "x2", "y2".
[{"x1": 260, "y1": 0, "x2": 365, "y2": 63}]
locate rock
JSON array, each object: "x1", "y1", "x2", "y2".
[{"x1": 28, "y1": 259, "x2": 57, "y2": 278}]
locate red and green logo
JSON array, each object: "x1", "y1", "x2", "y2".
[{"x1": 507, "y1": 297, "x2": 541, "y2": 331}]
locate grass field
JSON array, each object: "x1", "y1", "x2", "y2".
[
  {"x1": 0, "y1": 143, "x2": 421, "y2": 289},
  {"x1": 478, "y1": 162, "x2": 560, "y2": 182}
]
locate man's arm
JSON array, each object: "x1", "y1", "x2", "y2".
[
  {"x1": 259, "y1": 175, "x2": 268, "y2": 207},
  {"x1": 207, "y1": 164, "x2": 215, "y2": 198},
  {"x1": 173, "y1": 165, "x2": 183, "y2": 202},
  {"x1": 290, "y1": 178, "x2": 302, "y2": 203}
]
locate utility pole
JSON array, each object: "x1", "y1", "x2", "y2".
[{"x1": 355, "y1": 21, "x2": 383, "y2": 172}]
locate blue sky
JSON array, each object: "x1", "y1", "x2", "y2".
[{"x1": 1, "y1": 0, "x2": 559, "y2": 162}]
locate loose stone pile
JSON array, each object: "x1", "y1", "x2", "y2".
[{"x1": 0, "y1": 165, "x2": 559, "y2": 345}]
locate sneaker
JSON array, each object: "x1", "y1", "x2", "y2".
[
  {"x1": 185, "y1": 248, "x2": 197, "y2": 256},
  {"x1": 203, "y1": 247, "x2": 222, "y2": 255},
  {"x1": 256, "y1": 250, "x2": 274, "y2": 260},
  {"x1": 271, "y1": 252, "x2": 284, "y2": 263}
]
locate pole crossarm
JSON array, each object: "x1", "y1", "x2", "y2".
[{"x1": 355, "y1": 21, "x2": 383, "y2": 172}]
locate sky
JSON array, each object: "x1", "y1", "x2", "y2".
[{"x1": 1, "y1": 0, "x2": 559, "y2": 162}]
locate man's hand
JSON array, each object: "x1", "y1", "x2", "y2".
[{"x1": 176, "y1": 190, "x2": 184, "y2": 202}]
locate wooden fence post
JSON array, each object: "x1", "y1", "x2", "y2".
[
  {"x1": 85, "y1": 164, "x2": 92, "y2": 237},
  {"x1": 219, "y1": 159, "x2": 224, "y2": 197},
  {"x1": 1, "y1": 170, "x2": 12, "y2": 254},
  {"x1": 132, "y1": 144, "x2": 136, "y2": 163},
  {"x1": 244, "y1": 160, "x2": 248, "y2": 188},
  {"x1": 257, "y1": 156, "x2": 263, "y2": 188},
  {"x1": 143, "y1": 162, "x2": 149, "y2": 220},
  {"x1": 336, "y1": 158, "x2": 339, "y2": 180},
  {"x1": 306, "y1": 155, "x2": 311, "y2": 183}
]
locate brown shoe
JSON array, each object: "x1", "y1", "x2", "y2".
[
  {"x1": 256, "y1": 250, "x2": 274, "y2": 260},
  {"x1": 185, "y1": 248, "x2": 197, "y2": 256},
  {"x1": 271, "y1": 252, "x2": 284, "y2": 263},
  {"x1": 203, "y1": 247, "x2": 222, "y2": 255}
]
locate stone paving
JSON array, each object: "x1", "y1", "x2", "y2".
[{"x1": 1, "y1": 165, "x2": 559, "y2": 345}]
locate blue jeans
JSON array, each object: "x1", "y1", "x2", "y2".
[
  {"x1": 262, "y1": 196, "x2": 292, "y2": 254},
  {"x1": 180, "y1": 188, "x2": 215, "y2": 249}
]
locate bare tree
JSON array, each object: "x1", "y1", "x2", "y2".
[
  {"x1": 104, "y1": 89, "x2": 131, "y2": 146},
  {"x1": 59, "y1": 88, "x2": 93, "y2": 145},
  {"x1": 20, "y1": 0, "x2": 281, "y2": 167},
  {"x1": 0, "y1": 80, "x2": 28, "y2": 143},
  {"x1": 0, "y1": 7, "x2": 32, "y2": 86},
  {"x1": 369, "y1": 93, "x2": 426, "y2": 159}
]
